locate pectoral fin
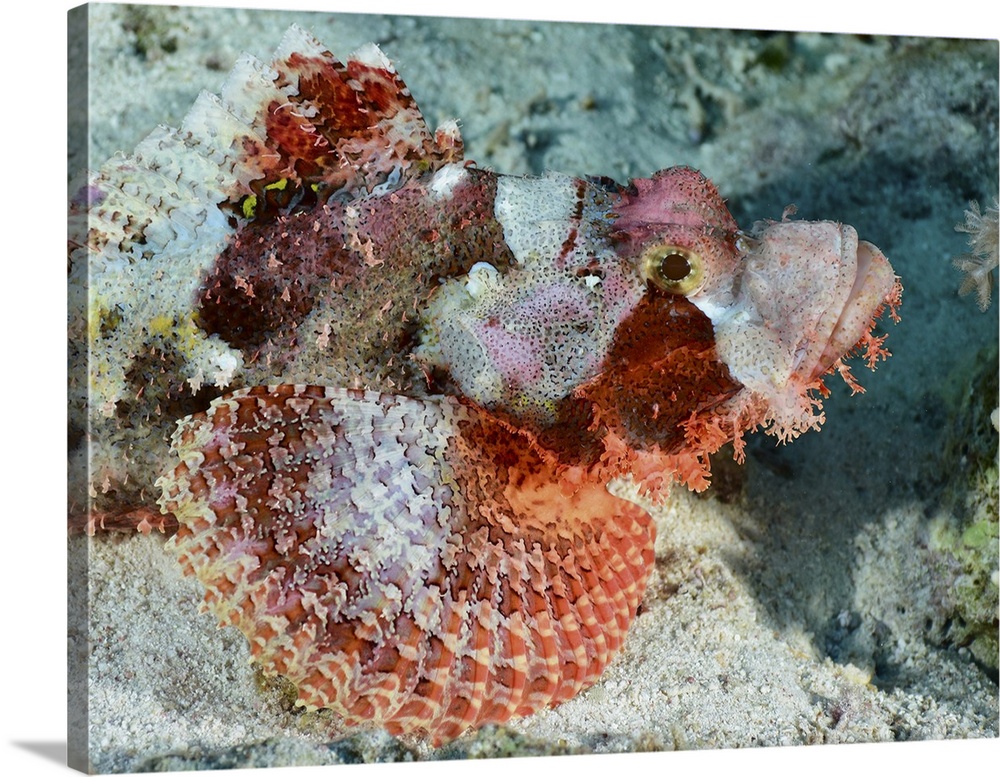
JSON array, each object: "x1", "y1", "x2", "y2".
[{"x1": 158, "y1": 384, "x2": 654, "y2": 743}]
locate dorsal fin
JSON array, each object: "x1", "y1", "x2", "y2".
[
  {"x1": 229, "y1": 24, "x2": 464, "y2": 203},
  {"x1": 70, "y1": 26, "x2": 464, "y2": 257},
  {"x1": 68, "y1": 26, "x2": 466, "y2": 434}
]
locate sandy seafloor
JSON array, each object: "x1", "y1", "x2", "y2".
[{"x1": 67, "y1": 3, "x2": 999, "y2": 773}]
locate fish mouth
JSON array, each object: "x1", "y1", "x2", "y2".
[
  {"x1": 734, "y1": 219, "x2": 898, "y2": 387},
  {"x1": 813, "y1": 235, "x2": 899, "y2": 380},
  {"x1": 694, "y1": 218, "x2": 900, "y2": 440}
]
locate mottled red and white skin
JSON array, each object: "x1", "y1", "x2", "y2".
[{"x1": 72, "y1": 26, "x2": 901, "y2": 744}]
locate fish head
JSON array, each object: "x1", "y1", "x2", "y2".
[
  {"x1": 612, "y1": 168, "x2": 902, "y2": 444},
  {"x1": 416, "y1": 164, "x2": 899, "y2": 483}
]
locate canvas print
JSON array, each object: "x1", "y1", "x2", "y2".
[{"x1": 67, "y1": 3, "x2": 998, "y2": 773}]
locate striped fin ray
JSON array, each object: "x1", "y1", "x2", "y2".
[{"x1": 158, "y1": 385, "x2": 654, "y2": 743}]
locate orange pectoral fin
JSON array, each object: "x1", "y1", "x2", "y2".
[{"x1": 157, "y1": 384, "x2": 655, "y2": 743}]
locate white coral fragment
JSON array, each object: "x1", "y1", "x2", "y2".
[{"x1": 953, "y1": 198, "x2": 999, "y2": 312}]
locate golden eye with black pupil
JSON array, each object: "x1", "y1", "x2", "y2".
[{"x1": 641, "y1": 244, "x2": 704, "y2": 295}]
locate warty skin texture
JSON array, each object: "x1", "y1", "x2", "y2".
[
  {"x1": 159, "y1": 385, "x2": 654, "y2": 743},
  {"x1": 73, "y1": 25, "x2": 901, "y2": 743}
]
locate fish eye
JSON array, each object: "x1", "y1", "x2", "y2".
[{"x1": 641, "y1": 244, "x2": 704, "y2": 295}]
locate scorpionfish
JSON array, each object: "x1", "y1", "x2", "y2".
[{"x1": 67, "y1": 26, "x2": 901, "y2": 744}]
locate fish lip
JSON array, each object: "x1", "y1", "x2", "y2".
[
  {"x1": 740, "y1": 220, "x2": 895, "y2": 385},
  {"x1": 811, "y1": 235, "x2": 897, "y2": 380},
  {"x1": 697, "y1": 218, "x2": 898, "y2": 437}
]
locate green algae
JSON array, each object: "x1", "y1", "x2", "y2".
[{"x1": 932, "y1": 342, "x2": 999, "y2": 673}]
